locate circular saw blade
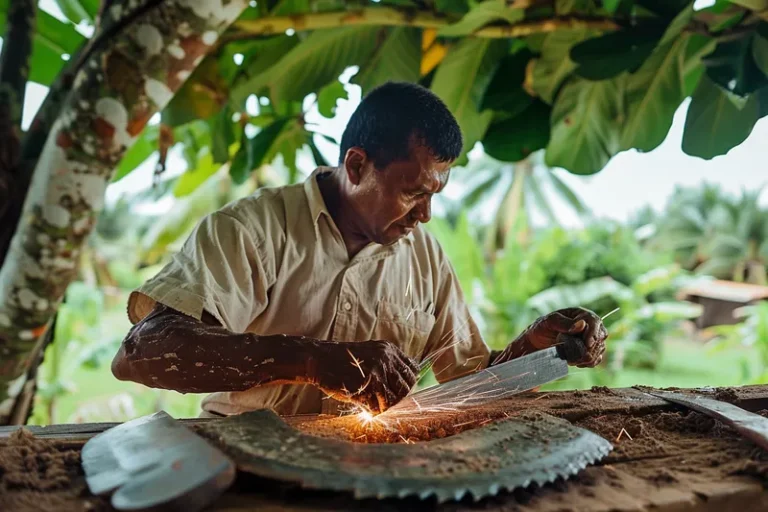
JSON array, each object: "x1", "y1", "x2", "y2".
[{"x1": 198, "y1": 410, "x2": 612, "y2": 503}]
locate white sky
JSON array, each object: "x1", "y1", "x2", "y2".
[{"x1": 15, "y1": 0, "x2": 767, "y2": 225}]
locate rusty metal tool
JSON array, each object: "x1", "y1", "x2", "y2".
[
  {"x1": 643, "y1": 389, "x2": 768, "y2": 451},
  {"x1": 81, "y1": 410, "x2": 236, "y2": 511},
  {"x1": 198, "y1": 408, "x2": 613, "y2": 502}
]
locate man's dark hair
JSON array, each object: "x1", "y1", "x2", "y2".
[{"x1": 338, "y1": 82, "x2": 463, "y2": 169}]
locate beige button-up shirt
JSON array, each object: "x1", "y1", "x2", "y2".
[{"x1": 128, "y1": 168, "x2": 490, "y2": 416}]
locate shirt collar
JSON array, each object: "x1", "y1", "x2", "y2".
[{"x1": 303, "y1": 167, "x2": 334, "y2": 227}]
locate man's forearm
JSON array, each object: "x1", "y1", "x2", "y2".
[{"x1": 112, "y1": 305, "x2": 323, "y2": 393}]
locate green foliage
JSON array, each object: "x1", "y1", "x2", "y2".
[
  {"x1": 649, "y1": 183, "x2": 768, "y2": 284},
  {"x1": 6, "y1": 0, "x2": 768, "y2": 188},
  {"x1": 427, "y1": 215, "x2": 698, "y2": 378},
  {"x1": 708, "y1": 301, "x2": 768, "y2": 384}
]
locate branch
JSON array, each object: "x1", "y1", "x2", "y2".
[
  {"x1": 227, "y1": 7, "x2": 619, "y2": 41},
  {"x1": 0, "y1": 0, "x2": 36, "y2": 256}
]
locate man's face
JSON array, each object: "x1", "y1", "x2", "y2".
[{"x1": 344, "y1": 145, "x2": 452, "y2": 246}]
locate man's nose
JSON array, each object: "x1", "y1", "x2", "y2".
[{"x1": 414, "y1": 198, "x2": 431, "y2": 224}]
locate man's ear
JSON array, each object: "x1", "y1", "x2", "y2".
[{"x1": 343, "y1": 147, "x2": 368, "y2": 186}]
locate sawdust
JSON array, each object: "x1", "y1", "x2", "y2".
[{"x1": 0, "y1": 429, "x2": 110, "y2": 512}]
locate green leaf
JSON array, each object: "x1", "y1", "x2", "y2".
[
  {"x1": 173, "y1": 150, "x2": 221, "y2": 197},
  {"x1": 309, "y1": 138, "x2": 330, "y2": 167},
  {"x1": 317, "y1": 81, "x2": 348, "y2": 118},
  {"x1": 13, "y1": 9, "x2": 88, "y2": 86},
  {"x1": 555, "y1": 0, "x2": 599, "y2": 14},
  {"x1": 230, "y1": 118, "x2": 291, "y2": 184},
  {"x1": 431, "y1": 39, "x2": 507, "y2": 162},
  {"x1": 571, "y1": 24, "x2": 665, "y2": 80},
  {"x1": 532, "y1": 28, "x2": 599, "y2": 104},
  {"x1": 527, "y1": 277, "x2": 633, "y2": 314},
  {"x1": 682, "y1": 75, "x2": 760, "y2": 159},
  {"x1": 228, "y1": 36, "x2": 301, "y2": 102},
  {"x1": 545, "y1": 77, "x2": 624, "y2": 174},
  {"x1": 703, "y1": 33, "x2": 768, "y2": 96},
  {"x1": 754, "y1": 22, "x2": 768, "y2": 76},
  {"x1": 112, "y1": 126, "x2": 159, "y2": 183},
  {"x1": 728, "y1": 0, "x2": 768, "y2": 9},
  {"x1": 620, "y1": 35, "x2": 692, "y2": 151},
  {"x1": 163, "y1": 57, "x2": 228, "y2": 127},
  {"x1": 234, "y1": 27, "x2": 380, "y2": 106},
  {"x1": 438, "y1": 0, "x2": 524, "y2": 37},
  {"x1": 211, "y1": 105, "x2": 235, "y2": 164},
  {"x1": 635, "y1": 0, "x2": 692, "y2": 16},
  {"x1": 264, "y1": 119, "x2": 308, "y2": 183},
  {"x1": 482, "y1": 100, "x2": 551, "y2": 162},
  {"x1": 435, "y1": 0, "x2": 470, "y2": 15},
  {"x1": 481, "y1": 49, "x2": 534, "y2": 114},
  {"x1": 52, "y1": 0, "x2": 98, "y2": 23},
  {"x1": 353, "y1": 27, "x2": 421, "y2": 94}
]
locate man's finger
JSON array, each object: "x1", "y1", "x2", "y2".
[
  {"x1": 396, "y1": 357, "x2": 419, "y2": 388},
  {"x1": 546, "y1": 313, "x2": 586, "y2": 334}
]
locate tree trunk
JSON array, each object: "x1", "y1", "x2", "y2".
[
  {"x1": 0, "y1": 0, "x2": 36, "y2": 264},
  {"x1": 0, "y1": 0, "x2": 248, "y2": 425}
]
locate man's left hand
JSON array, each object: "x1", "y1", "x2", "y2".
[{"x1": 493, "y1": 307, "x2": 608, "y2": 368}]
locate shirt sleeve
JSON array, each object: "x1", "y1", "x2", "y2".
[
  {"x1": 127, "y1": 210, "x2": 275, "y2": 333},
  {"x1": 423, "y1": 258, "x2": 491, "y2": 383}
]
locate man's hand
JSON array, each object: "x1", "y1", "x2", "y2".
[
  {"x1": 311, "y1": 340, "x2": 419, "y2": 414},
  {"x1": 493, "y1": 307, "x2": 608, "y2": 368}
]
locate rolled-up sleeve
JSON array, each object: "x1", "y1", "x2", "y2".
[
  {"x1": 423, "y1": 258, "x2": 490, "y2": 383},
  {"x1": 127, "y1": 211, "x2": 274, "y2": 333}
]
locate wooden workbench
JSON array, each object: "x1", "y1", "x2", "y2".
[{"x1": 4, "y1": 385, "x2": 768, "y2": 512}]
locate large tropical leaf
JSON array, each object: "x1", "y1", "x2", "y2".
[
  {"x1": 431, "y1": 39, "x2": 508, "y2": 161},
  {"x1": 682, "y1": 75, "x2": 760, "y2": 159},
  {"x1": 570, "y1": 23, "x2": 665, "y2": 81},
  {"x1": 174, "y1": 150, "x2": 222, "y2": 197},
  {"x1": 481, "y1": 48, "x2": 534, "y2": 115},
  {"x1": 702, "y1": 31, "x2": 768, "y2": 97},
  {"x1": 545, "y1": 76, "x2": 624, "y2": 174},
  {"x1": 163, "y1": 57, "x2": 229, "y2": 127},
  {"x1": 230, "y1": 118, "x2": 291, "y2": 184},
  {"x1": 232, "y1": 27, "x2": 381, "y2": 106},
  {"x1": 531, "y1": 28, "x2": 599, "y2": 104},
  {"x1": 754, "y1": 22, "x2": 768, "y2": 76},
  {"x1": 52, "y1": 0, "x2": 99, "y2": 24},
  {"x1": 526, "y1": 277, "x2": 634, "y2": 315},
  {"x1": 111, "y1": 125, "x2": 160, "y2": 183},
  {"x1": 482, "y1": 100, "x2": 550, "y2": 162},
  {"x1": 438, "y1": 0, "x2": 524, "y2": 37},
  {"x1": 4, "y1": 9, "x2": 88, "y2": 86},
  {"x1": 619, "y1": 7, "x2": 704, "y2": 151},
  {"x1": 353, "y1": 27, "x2": 421, "y2": 93}
]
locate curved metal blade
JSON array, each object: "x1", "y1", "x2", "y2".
[{"x1": 198, "y1": 409, "x2": 612, "y2": 503}]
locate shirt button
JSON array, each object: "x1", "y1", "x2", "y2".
[{"x1": 343, "y1": 302, "x2": 352, "y2": 311}]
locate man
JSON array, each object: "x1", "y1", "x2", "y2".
[{"x1": 112, "y1": 82, "x2": 607, "y2": 417}]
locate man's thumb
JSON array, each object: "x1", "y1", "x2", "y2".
[{"x1": 569, "y1": 319, "x2": 587, "y2": 333}]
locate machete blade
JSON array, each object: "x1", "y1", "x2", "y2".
[{"x1": 388, "y1": 346, "x2": 568, "y2": 414}]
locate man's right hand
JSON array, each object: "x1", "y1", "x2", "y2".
[{"x1": 311, "y1": 340, "x2": 419, "y2": 414}]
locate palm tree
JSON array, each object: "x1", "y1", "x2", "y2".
[
  {"x1": 447, "y1": 151, "x2": 589, "y2": 256},
  {"x1": 652, "y1": 184, "x2": 768, "y2": 285}
]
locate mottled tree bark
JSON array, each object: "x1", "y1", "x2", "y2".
[{"x1": 0, "y1": 0, "x2": 248, "y2": 425}]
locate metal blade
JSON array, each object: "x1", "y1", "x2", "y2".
[
  {"x1": 81, "y1": 411, "x2": 236, "y2": 511},
  {"x1": 389, "y1": 347, "x2": 567, "y2": 413},
  {"x1": 197, "y1": 408, "x2": 613, "y2": 502},
  {"x1": 644, "y1": 389, "x2": 768, "y2": 452}
]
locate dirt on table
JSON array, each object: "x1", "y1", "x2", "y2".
[
  {"x1": 0, "y1": 428, "x2": 110, "y2": 512},
  {"x1": 5, "y1": 385, "x2": 768, "y2": 512}
]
